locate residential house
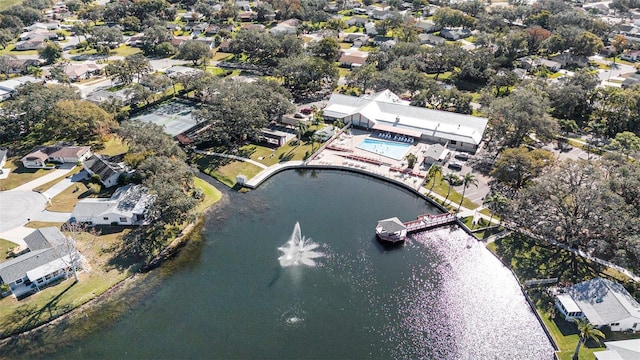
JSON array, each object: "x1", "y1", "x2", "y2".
[
  {"x1": 323, "y1": 90, "x2": 489, "y2": 152},
  {"x1": 23, "y1": 22, "x2": 59, "y2": 32},
  {"x1": 218, "y1": 39, "x2": 232, "y2": 52},
  {"x1": 414, "y1": 19, "x2": 440, "y2": 33},
  {"x1": 324, "y1": 3, "x2": 339, "y2": 12},
  {"x1": 21, "y1": 145, "x2": 91, "y2": 168},
  {"x1": 549, "y1": 52, "x2": 589, "y2": 68},
  {"x1": 269, "y1": 19, "x2": 299, "y2": 35},
  {"x1": 6, "y1": 58, "x2": 41, "y2": 75},
  {"x1": 14, "y1": 37, "x2": 48, "y2": 51},
  {"x1": 235, "y1": 0, "x2": 251, "y2": 11},
  {"x1": 166, "y1": 23, "x2": 181, "y2": 32},
  {"x1": 364, "y1": 22, "x2": 378, "y2": 36},
  {"x1": 127, "y1": 34, "x2": 145, "y2": 48},
  {"x1": 422, "y1": 143, "x2": 450, "y2": 165},
  {"x1": 191, "y1": 23, "x2": 210, "y2": 36},
  {"x1": 71, "y1": 184, "x2": 155, "y2": 226},
  {"x1": 0, "y1": 76, "x2": 42, "y2": 101},
  {"x1": 516, "y1": 56, "x2": 560, "y2": 72},
  {"x1": 241, "y1": 23, "x2": 265, "y2": 31},
  {"x1": 622, "y1": 72, "x2": 640, "y2": 89},
  {"x1": 205, "y1": 24, "x2": 220, "y2": 36},
  {"x1": 372, "y1": 35, "x2": 394, "y2": 46},
  {"x1": 418, "y1": 33, "x2": 445, "y2": 46},
  {"x1": 620, "y1": 50, "x2": 640, "y2": 62},
  {"x1": 83, "y1": 154, "x2": 128, "y2": 188},
  {"x1": 237, "y1": 11, "x2": 258, "y2": 22},
  {"x1": 379, "y1": 38, "x2": 397, "y2": 51},
  {"x1": 0, "y1": 227, "x2": 78, "y2": 299},
  {"x1": 345, "y1": 16, "x2": 369, "y2": 27},
  {"x1": 339, "y1": 50, "x2": 369, "y2": 67},
  {"x1": 440, "y1": 28, "x2": 471, "y2": 40},
  {"x1": 19, "y1": 30, "x2": 59, "y2": 41},
  {"x1": 343, "y1": 33, "x2": 369, "y2": 43},
  {"x1": 170, "y1": 36, "x2": 191, "y2": 48},
  {"x1": 594, "y1": 339, "x2": 640, "y2": 360},
  {"x1": 367, "y1": 5, "x2": 391, "y2": 20},
  {"x1": 194, "y1": 37, "x2": 216, "y2": 49},
  {"x1": 555, "y1": 277, "x2": 640, "y2": 332},
  {"x1": 59, "y1": 62, "x2": 102, "y2": 82}
]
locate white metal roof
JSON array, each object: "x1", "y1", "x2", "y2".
[
  {"x1": 557, "y1": 294, "x2": 582, "y2": 313},
  {"x1": 26, "y1": 255, "x2": 71, "y2": 282}
]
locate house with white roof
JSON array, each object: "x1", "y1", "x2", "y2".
[
  {"x1": 594, "y1": 339, "x2": 640, "y2": 360},
  {"x1": 269, "y1": 19, "x2": 299, "y2": 35},
  {"x1": 0, "y1": 227, "x2": 78, "y2": 299},
  {"x1": 555, "y1": 277, "x2": 640, "y2": 332},
  {"x1": 323, "y1": 90, "x2": 488, "y2": 152},
  {"x1": 71, "y1": 184, "x2": 155, "y2": 226}
]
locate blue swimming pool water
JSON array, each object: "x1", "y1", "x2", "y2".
[{"x1": 357, "y1": 137, "x2": 412, "y2": 160}]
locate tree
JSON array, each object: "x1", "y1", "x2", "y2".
[
  {"x1": 486, "y1": 87, "x2": 557, "y2": 150},
  {"x1": 118, "y1": 121, "x2": 186, "y2": 160},
  {"x1": 483, "y1": 192, "x2": 508, "y2": 225},
  {"x1": 176, "y1": 40, "x2": 212, "y2": 65},
  {"x1": 0, "y1": 29, "x2": 13, "y2": 49},
  {"x1": 405, "y1": 153, "x2": 418, "y2": 168},
  {"x1": 310, "y1": 37, "x2": 341, "y2": 61},
  {"x1": 458, "y1": 173, "x2": 478, "y2": 211},
  {"x1": 120, "y1": 15, "x2": 142, "y2": 32},
  {"x1": 0, "y1": 55, "x2": 16, "y2": 79},
  {"x1": 58, "y1": 222, "x2": 98, "y2": 282},
  {"x1": 572, "y1": 318, "x2": 605, "y2": 360},
  {"x1": 49, "y1": 62, "x2": 72, "y2": 85},
  {"x1": 590, "y1": 87, "x2": 640, "y2": 137},
  {"x1": 126, "y1": 53, "x2": 152, "y2": 82},
  {"x1": 45, "y1": 99, "x2": 116, "y2": 141},
  {"x1": 490, "y1": 147, "x2": 555, "y2": 189},
  {"x1": 38, "y1": 41, "x2": 63, "y2": 64},
  {"x1": 141, "y1": 25, "x2": 171, "y2": 55},
  {"x1": 607, "y1": 131, "x2": 640, "y2": 158},
  {"x1": 89, "y1": 26, "x2": 123, "y2": 48},
  {"x1": 426, "y1": 164, "x2": 442, "y2": 196},
  {"x1": 105, "y1": 60, "x2": 133, "y2": 85},
  {"x1": 572, "y1": 31, "x2": 604, "y2": 56},
  {"x1": 442, "y1": 173, "x2": 460, "y2": 202},
  {"x1": 611, "y1": 34, "x2": 629, "y2": 59},
  {"x1": 277, "y1": 56, "x2": 338, "y2": 99}
]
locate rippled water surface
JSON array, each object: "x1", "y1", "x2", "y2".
[{"x1": 55, "y1": 170, "x2": 554, "y2": 359}]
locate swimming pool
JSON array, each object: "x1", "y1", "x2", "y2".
[{"x1": 356, "y1": 137, "x2": 412, "y2": 160}]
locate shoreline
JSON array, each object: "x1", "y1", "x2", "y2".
[{"x1": 0, "y1": 186, "x2": 224, "y2": 356}]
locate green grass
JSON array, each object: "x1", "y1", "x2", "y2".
[
  {"x1": 0, "y1": 226, "x2": 132, "y2": 339},
  {"x1": 212, "y1": 52, "x2": 233, "y2": 61},
  {"x1": 425, "y1": 71, "x2": 453, "y2": 81},
  {"x1": 0, "y1": 238, "x2": 18, "y2": 264},
  {"x1": 0, "y1": 160, "x2": 55, "y2": 191},
  {"x1": 25, "y1": 221, "x2": 64, "y2": 228},
  {"x1": 92, "y1": 136, "x2": 128, "y2": 156},
  {"x1": 423, "y1": 172, "x2": 480, "y2": 211},
  {"x1": 194, "y1": 155, "x2": 264, "y2": 188},
  {"x1": 338, "y1": 67, "x2": 351, "y2": 77},
  {"x1": 0, "y1": 45, "x2": 39, "y2": 55},
  {"x1": 241, "y1": 138, "x2": 320, "y2": 166},
  {"x1": 193, "y1": 177, "x2": 222, "y2": 213},
  {"x1": 0, "y1": 0, "x2": 22, "y2": 10},
  {"x1": 46, "y1": 179, "x2": 102, "y2": 213},
  {"x1": 110, "y1": 45, "x2": 141, "y2": 57}
]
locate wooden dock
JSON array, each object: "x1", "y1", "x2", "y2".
[{"x1": 376, "y1": 213, "x2": 458, "y2": 243}]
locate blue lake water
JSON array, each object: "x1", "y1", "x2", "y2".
[
  {"x1": 356, "y1": 137, "x2": 412, "y2": 160},
  {"x1": 50, "y1": 170, "x2": 554, "y2": 359}
]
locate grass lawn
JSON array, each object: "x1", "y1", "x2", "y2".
[
  {"x1": 111, "y1": 45, "x2": 141, "y2": 57},
  {"x1": 0, "y1": 160, "x2": 55, "y2": 191},
  {"x1": 25, "y1": 221, "x2": 64, "y2": 228},
  {"x1": 0, "y1": 226, "x2": 132, "y2": 339},
  {"x1": 240, "y1": 139, "x2": 318, "y2": 166},
  {"x1": 340, "y1": 42, "x2": 353, "y2": 49},
  {"x1": 425, "y1": 71, "x2": 453, "y2": 81},
  {"x1": 338, "y1": 67, "x2": 351, "y2": 77},
  {"x1": 0, "y1": 45, "x2": 39, "y2": 56},
  {"x1": 46, "y1": 180, "x2": 94, "y2": 212},
  {"x1": 0, "y1": 0, "x2": 21, "y2": 10},
  {"x1": 423, "y1": 172, "x2": 480, "y2": 211},
  {"x1": 194, "y1": 154, "x2": 264, "y2": 188},
  {"x1": 212, "y1": 52, "x2": 233, "y2": 61},
  {"x1": 193, "y1": 177, "x2": 222, "y2": 213},
  {"x1": 0, "y1": 238, "x2": 17, "y2": 264},
  {"x1": 91, "y1": 135, "x2": 128, "y2": 156}
]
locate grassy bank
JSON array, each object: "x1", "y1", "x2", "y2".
[{"x1": 487, "y1": 234, "x2": 640, "y2": 359}]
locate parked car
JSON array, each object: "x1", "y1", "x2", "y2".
[
  {"x1": 448, "y1": 161, "x2": 463, "y2": 170},
  {"x1": 294, "y1": 113, "x2": 306, "y2": 119},
  {"x1": 300, "y1": 108, "x2": 313, "y2": 115},
  {"x1": 454, "y1": 153, "x2": 469, "y2": 161}
]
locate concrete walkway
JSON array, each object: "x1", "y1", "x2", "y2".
[{"x1": 12, "y1": 163, "x2": 76, "y2": 191}]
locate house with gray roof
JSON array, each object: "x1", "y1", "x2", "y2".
[
  {"x1": 323, "y1": 90, "x2": 488, "y2": 152},
  {"x1": 0, "y1": 227, "x2": 76, "y2": 299},
  {"x1": 71, "y1": 184, "x2": 155, "y2": 226},
  {"x1": 594, "y1": 339, "x2": 640, "y2": 360},
  {"x1": 555, "y1": 277, "x2": 640, "y2": 332},
  {"x1": 83, "y1": 154, "x2": 128, "y2": 188}
]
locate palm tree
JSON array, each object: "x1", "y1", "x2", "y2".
[
  {"x1": 458, "y1": 173, "x2": 478, "y2": 211},
  {"x1": 572, "y1": 318, "x2": 605, "y2": 360},
  {"x1": 426, "y1": 164, "x2": 442, "y2": 196},
  {"x1": 483, "y1": 192, "x2": 508, "y2": 226},
  {"x1": 442, "y1": 173, "x2": 459, "y2": 203}
]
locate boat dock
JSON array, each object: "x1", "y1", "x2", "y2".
[{"x1": 376, "y1": 213, "x2": 458, "y2": 243}]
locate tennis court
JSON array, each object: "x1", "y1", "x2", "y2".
[{"x1": 129, "y1": 100, "x2": 201, "y2": 137}]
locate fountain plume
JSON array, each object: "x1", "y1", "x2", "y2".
[{"x1": 278, "y1": 222, "x2": 324, "y2": 267}]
